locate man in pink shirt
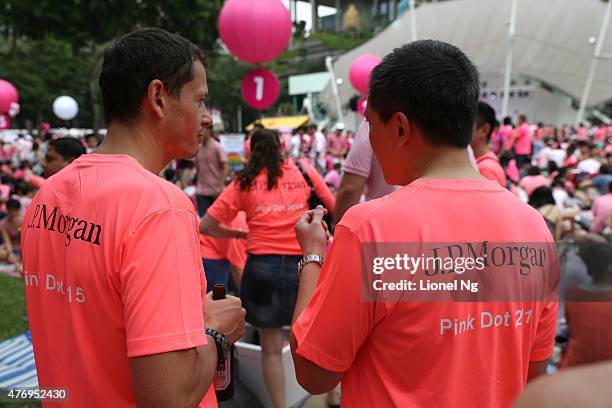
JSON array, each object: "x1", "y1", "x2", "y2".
[
  {"x1": 21, "y1": 28, "x2": 245, "y2": 407},
  {"x1": 520, "y1": 167, "x2": 550, "y2": 197},
  {"x1": 195, "y1": 127, "x2": 228, "y2": 217},
  {"x1": 590, "y1": 182, "x2": 612, "y2": 233},
  {"x1": 290, "y1": 40, "x2": 556, "y2": 407},
  {"x1": 327, "y1": 123, "x2": 347, "y2": 158},
  {"x1": 334, "y1": 120, "x2": 396, "y2": 222},
  {"x1": 470, "y1": 101, "x2": 507, "y2": 188},
  {"x1": 515, "y1": 114, "x2": 533, "y2": 167},
  {"x1": 24, "y1": 137, "x2": 86, "y2": 189}
]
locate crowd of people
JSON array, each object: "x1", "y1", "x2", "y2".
[{"x1": 7, "y1": 28, "x2": 612, "y2": 408}]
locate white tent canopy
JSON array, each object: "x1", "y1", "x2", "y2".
[{"x1": 322, "y1": 0, "x2": 612, "y2": 116}]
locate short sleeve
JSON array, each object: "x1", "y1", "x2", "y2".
[
  {"x1": 206, "y1": 180, "x2": 241, "y2": 225},
  {"x1": 217, "y1": 143, "x2": 227, "y2": 163},
  {"x1": 26, "y1": 175, "x2": 45, "y2": 189},
  {"x1": 478, "y1": 165, "x2": 499, "y2": 183},
  {"x1": 120, "y1": 208, "x2": 207, "y2": 357},
  {"x1": 529, "y1": 301, "x2": 558, "y2": 361},
  {"x1": 292, "y1": 225, "x2": 382, "y2": 372},
  {"x1": 342, "y1": 122, "x2": 372, "y2": 179},
  {"x1": 300, "y1": 160, "x2": 336, "y2": 212}
]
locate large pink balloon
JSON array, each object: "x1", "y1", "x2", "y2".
[
  {"x1": 0, "y1": 80, "x2": 19, "y2": 114},
  {"x1": 349, "y1": 54, "x2": 382, "y2": 95},
  {"x1": 219, "y1": 0, "x2": 292, "y2": 64},
  {"x1": 242, "y1": 68, "x2": 279, "y2": 110}
]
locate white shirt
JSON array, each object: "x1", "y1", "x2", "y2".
[
  {"x1": 290, "y1": 135, "x2": 301, "y2": 159},
  {"x1": 577, "y1": 158, "x2": 601, "y2": 174}
]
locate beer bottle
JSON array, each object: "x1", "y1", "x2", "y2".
[{"x1": 212, "y1": 284, "x2": 234, "y2": 401}]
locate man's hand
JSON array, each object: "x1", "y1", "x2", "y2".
[
  {"x1": 295, "y1": 206, "x2": 328, "y2": 256},
  {"x1": 204, "y1": 293, "x2": 246, "y2": 344}
]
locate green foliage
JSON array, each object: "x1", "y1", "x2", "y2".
[
  {"x1": 307, "y1": 31, "x2": 370, "y2": 51},
  {"x1": 0, "y1": 36, "x2": 96, "y2": 128},
  {"x1": 0, "y1": 274, "x2": 41, "y2": 408},
  {"x1": 0, "y1": 0, "x2": 224, "y2": 129}
]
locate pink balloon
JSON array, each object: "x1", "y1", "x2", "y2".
[
  {"x1": 349, "y1": 54, "x2": 382, "y2": 95},
  {"x1": 219, "y1": 0, "x2": 292, "y2": 64},
  {"x1": 0, "y1": 80, "x2": 19, "y2": 114},
  {"x1": 242, "y1": 69, "x2": 279, "y2": 110}
]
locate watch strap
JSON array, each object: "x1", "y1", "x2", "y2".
[{"x1": 298, "y1": 254, "x2": 325, "y2": 280}]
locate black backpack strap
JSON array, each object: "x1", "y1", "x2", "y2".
[{"x1": 293, "y1": 159, "x2": 314, "y2": 189}]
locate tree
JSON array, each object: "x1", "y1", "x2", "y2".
[{"x1": 0, "y1": 0, "x2": 224, "y2": 130}]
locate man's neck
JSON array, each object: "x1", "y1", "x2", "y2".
[
  {"x1": 416, "y1": 146, "x2": 481, "y2": 181},
  {"x1": 94, "y1": 122, "x2": 168, "y2": 174}
]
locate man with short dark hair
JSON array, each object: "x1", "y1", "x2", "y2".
[
  {"x1": 291, "y1": 40, "x2": 557, "y2": 407},
  {"x1": 471, "y1": 101, "x2": 507, "y2": 188},
  {"x1": 43, "y1": 137, "x2": 86, "y2": 178},
  {"x1": 24, "y1": 137, "x2": 86, "y2": 189},
  {"x1": 22, "y1": 28, "x2": 245, "y2": 408}
]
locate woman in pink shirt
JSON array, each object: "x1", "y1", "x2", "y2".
[
  {"x1": 201, "y1": 129, "x2": 335, "y2": 408},
  {"x1": 520, "y1": 167, "x2": 550, "y2": 197}
]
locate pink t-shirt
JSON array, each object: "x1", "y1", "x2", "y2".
[
  {"x1": 196, "y1": 138, "x2": 227, "y2": 197},
  {"x1": 520, "y1": 175, "x2": 550, "y2": 197},
  {"x1": 327, "y1": 133, "x2": 345, "y2": 157},
  {"x1": 200, "y1": 212, "x2": 248, "y2": 270},
  {"x1": 293, "y1": 178, "x2": 557, "y2": 407},
  {"x1": 594, "y1": 127, "x2": 607, "y2": 142},
  {"x1": 26, "y1": 174, "x2": 45, "y2": 189},
  {"x1": 498, "y1": 125, "x2": 514, "y2": 151},
  {"x1": 590, "y1": 193, "x2": 612, "y2": 233},
  {"x1": 343, "y1": 121, "x2": 396, "y2": 201},
  {"x1": 22, "y1": 154, "x2": 215, "y2": 408},
  {"x1": 562, "y1": 286, "x2": 612, "y2": 368},
  {"x1": 207, "y1": 158, "x2": 335, "y2": 255},
  {"x1": 323, "y1": 170, "x2": 341, "y2": 190},
  {"x1": 476, "y1": 151, "x2": 507, "y2": 188},
  {"x1": 514, "y1": 123, "x2": 533, "y2": 155}
]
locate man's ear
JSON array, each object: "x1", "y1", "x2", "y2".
[
  {"x1": 395, "y1": 112, "x2": 411, "y2": 146},
  {"x1": 146, "y1": 79, "x2": 166, "y2": 119}
]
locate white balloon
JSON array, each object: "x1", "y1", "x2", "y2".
[{"x1": 53, "y1": 96, "x2": 79, "y2": 120}]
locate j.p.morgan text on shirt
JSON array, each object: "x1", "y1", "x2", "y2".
[{"x1": 27, "y1": 204, "x2": 102, "y2": 247}]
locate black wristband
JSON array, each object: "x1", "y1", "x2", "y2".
[{"x1": 205, "y1": 328, "x2": 230, "y2": 362}]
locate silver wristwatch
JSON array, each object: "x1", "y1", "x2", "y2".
[{"x1": 297, "y1": 254, "x2": 325, "y2": 279}]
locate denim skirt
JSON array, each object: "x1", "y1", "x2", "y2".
[{"x1": 241, "y1": 254, "x2": 301, "y2": 328}]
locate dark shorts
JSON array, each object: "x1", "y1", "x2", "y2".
[
  {"x1": 203, "y1": 259, "x2": 237, "y2": 293},
  {"x1": 196, "y1": 194, "x2": 218, "y2": 218},
  {"x1": 241, "y1": 254, "x2": 300, "y2": 329}
]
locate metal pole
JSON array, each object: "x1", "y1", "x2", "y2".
[
  {"x1": 410, "y1": 0, "x2": 418, "y2": 42},
  {"x1": 575, "y1": 0, "x2": 612, "y2": 125},
  {"x1": 501, "y1": 0, "x2": 517, "y2": 118},
  {"x1": 311, "y1": 0, "x2": 317, "y2": 34},
  {"x1": 325, "y1": 56, "x2": 344, "y2": 124}
]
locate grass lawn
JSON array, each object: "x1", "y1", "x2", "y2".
[
  {"x1": 0, "y1": 274, "x2": 40, "y2": 408},
  {"x1": 0, "y1": 274, "x2": 29, "y2": 341}
]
